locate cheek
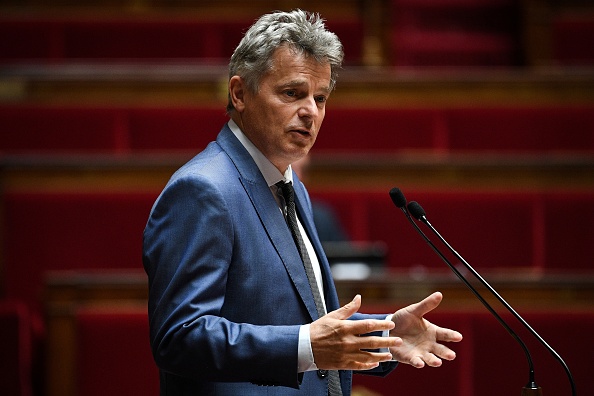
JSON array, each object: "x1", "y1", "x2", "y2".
[
  {"x1": 245, "y1": 106, "x2": 273, "y2": 131},
  {"x1": 258, "y1": 102, "x2": 284, "y2": 125}
]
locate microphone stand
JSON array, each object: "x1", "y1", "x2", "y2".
[
  {"x1": 406, "y1": 199, "x2": 576, "y2": 396},
  {"x1": 391, "y1": 194, "x2": 539, "y2": 393}
]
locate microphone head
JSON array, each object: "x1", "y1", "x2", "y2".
[
  {"x1": 407, "y1": 201, "x2": 426, "y2": 220},
  {"x1": 389, "y1": 187, "x2": 407, "y2": 208}
]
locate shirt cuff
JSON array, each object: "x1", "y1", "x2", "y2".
[
  {"x1": 298, "y1": 324, "x2": 318, "y2": 372},
  {"x1": 381, "y1": 314, "x2": 394, "y2": 354}
]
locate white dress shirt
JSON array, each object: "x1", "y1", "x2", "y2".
[{"x1": 228, "y1": 120, "x2": 321, "y2": 372}]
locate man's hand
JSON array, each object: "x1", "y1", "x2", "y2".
[
  {"x1": 389, "y1": 292, "x2": 463, "y2": 368},
  {"x1": 310, "y1": 295, "x2": 402, "y2": 371}
]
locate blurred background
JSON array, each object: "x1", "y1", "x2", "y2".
[{"x1": 0, "y1": 0, "x2": 593, "y2": 395}]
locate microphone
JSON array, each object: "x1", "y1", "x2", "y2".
[
  {"x1": 405, "y1": 198, "x2": 576, "y2": 396},
  {"x1": 389, "y1": 187, "x2": 576, "y2": 396},
  {"x1": 389, "y1": 188, "x2": 540, "y2": 393}
]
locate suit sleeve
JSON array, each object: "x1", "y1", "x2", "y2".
[{"x1": 142, "y1": 175, "x2": 302, "y2": 388}]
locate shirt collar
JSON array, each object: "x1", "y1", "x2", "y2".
[{"x1": 228, "y1": 119, "x2": 293, "y2": 187}]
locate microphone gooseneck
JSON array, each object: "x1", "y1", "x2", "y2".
[
  {"x1": 391, "y1": 187, "x2": 576, "y2": 395},
  {"x1": 390, "y1": 188, "x2": 538, "y2": 391},
  {"x1": 405, "y1": 198, "x2": 576, "y2": 396},
  {"x1": 407, "y1": 200, "x2": 539, "y2": 391}
]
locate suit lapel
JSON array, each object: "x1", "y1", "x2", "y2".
[
  {"x1": 216, "y1": 126, "x2": 321, "y2": 321},
  {"x1": 293, "y1": 180, "x2": 340, "y2": 312}
]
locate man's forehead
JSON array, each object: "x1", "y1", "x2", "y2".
[{"x1": 269, "y1": 47, "x2": 332, "y2": 87}]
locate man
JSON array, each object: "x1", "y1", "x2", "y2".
[{"x1": 143, "y1": 9, "x2": 462, "y2": 395}]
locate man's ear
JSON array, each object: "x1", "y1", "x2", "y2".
[{"x1": 229, "y1": 76, "x2": 246, "y2": 112}]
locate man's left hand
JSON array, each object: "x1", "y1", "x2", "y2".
[{"x1": 389, "y1": 292, "x2": 463, "y2": 368}]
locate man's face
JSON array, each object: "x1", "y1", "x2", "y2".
[{"x1": 232, "y1": 45, "x2": 332, "y2": 173}]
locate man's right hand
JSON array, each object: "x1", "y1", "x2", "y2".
[{"x1": 309, "y1": 295, "x2": 401, "y2": 371}]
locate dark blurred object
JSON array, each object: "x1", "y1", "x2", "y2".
[{"x1": 311, "y1": 200, "x2": 350, "y2": 242}]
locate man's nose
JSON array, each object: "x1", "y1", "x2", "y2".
[{"x1": 298, "y1": 96, "x2": 319, "y2": 118}]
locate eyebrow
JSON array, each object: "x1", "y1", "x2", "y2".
[{"x1": 280, "y1": 80, "x2": 331, "y2": 94}]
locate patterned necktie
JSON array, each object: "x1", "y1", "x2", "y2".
[{"x1": 276, "y1": 181, "x2": 343, "y2": 396}]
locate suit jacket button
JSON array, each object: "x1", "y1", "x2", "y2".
[{"x1": 317, "y1": 369, "x2": 328, "y2": 378}]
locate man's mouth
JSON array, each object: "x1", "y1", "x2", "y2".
[{"x1": 290, "y1": 128, "x2": 311, "y2": 136}]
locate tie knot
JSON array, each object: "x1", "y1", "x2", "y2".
[{"x1": 276, "y1": 181, "x2": 294, "y2": 204}]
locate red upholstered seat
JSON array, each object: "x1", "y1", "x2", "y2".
[
  {"x1": 127, "y1": 106, "x2": 227, "y2": 151},
  {"x1": 552, "y1": 14, "x2": 594, "y2": 66},
  {"x1": 311, "y1": 190, "x2": 594, "y2": 273},
  {"x1": 388, "y1": 0, "x2": 521, "y2": 67},
  {"x1": 445, "y1": 106, "x2": 594, "y2": 153},
  {"x1": 75, "y1": 308, "x2": 159, "y2": 396},
  {"x1": 317, "y1": 108, "x2": 441, "y2": 153},
  {"x1": 543, "y1": 192, "x2": 594, "y2": 271},
  {"x1": 0, "y1": 106, "x2": 124, "y2": 154},
  {"x1": 0, "y1": 16, "x2": 363, "y2": 64},
  {"x1": 2, "y1": 192, "x2": 158, "y2": 314},
  {"x1": 2, "y1": 104, "x2": 594, "y2": 154},
  {"x1": 0, "y1": 105, "x2": 226, "y2": 154},
  {"x1": 312, "y1": 190, "x2": 537, "y2": 271}
]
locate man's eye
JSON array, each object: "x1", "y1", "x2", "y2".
[
  {"x1": 315, "y1": 96, "x2": 327, "y2": 103},
  {"x1": 285, "y1": 90, "x2": 297, "y2": 97}
]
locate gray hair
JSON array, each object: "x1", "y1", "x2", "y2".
[{"x1": 227, "y1": 9, "x2": 344, "y2": 113}]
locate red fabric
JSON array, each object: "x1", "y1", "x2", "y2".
[
  {"x1": 543, "y1": 192, "x2": 594, "y2": 270},
  {"x1": 2, "y1": 104, "x2": 594, "y2": 154},
  {"x1": 553, "y1": 15, "x2": 594, "y2": 65},
  {"x1": 317, "y1": 108, "x2": 440, "y2": 153},
  {"x1": 75, "y1": 308, "x2": 159, "y2": 396},
  {"x1": 445, "y1": 106, "x2": 594, "y2": 153},
  {"x1": 0, "y1": 17, "x2": 363, "y2": 64},
  {"x1": 389, "y1": 0, "x2": 520, "y2": 66},
  {"x1": 127, "y1": 106, "x2": 227, "y2": 151},
  {"x1": 2, "y1": 192, "x2": 157, "y2": 314},
  {"x1": 367, "y1": 190, "x2": 535, "y2": 270},
  {"x1": 0, "y1": 106, "x2": 123, "y2": 153},
  {"x1": 311, "y1": 189, "x2": 594, "y2": 273}
]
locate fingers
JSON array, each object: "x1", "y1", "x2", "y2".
[
  {"x1": 389, "y1": 331, "x2": 459, "y2": 369},
  {"x1": 388, "y1": 292, "x2": 463, "y2": 369},
  {"x1": 406, "y1": 291, "x2": 443, "y2": 317},
  {"x1": 326, "y1": 295, "x2": 396, "y2": 334},
  {"x1": 391, "y1": 345, "x2": 453, "y2": 369},
  {"x1": 347, "y1": 317, "x2": 396, "y2": 335},
  {"x1": 314, "y1": 294, "x2": 462, "y2": 371},
  {"x1": 311, "y1": 331, "x2": 400, "y2": 371},
  {"x1": 354, "y1": 334, "x2": 402, "y2": 350},
  {"x1": 413, "y1": 344, "x2": 457, "y2": 368},
  {"x1": 311, "y1": 295, "x2": 403, "y2": 370},
  {"x1": 415, "y1": 352, "x2": 443, "y2": 368},
  {"x1": 431, "y1": 342, "x2": 457, "y2": 362},
  {"x1": 317, "y1": 347, "x2": 396, "y2": 371},
  {"x1": 325, "y1": 294, "x2": 362, "y2": 320},
  {"x1": 436, "y1": 326, "x2": 463, "y2": 343}
]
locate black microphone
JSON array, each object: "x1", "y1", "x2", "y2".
[
  {"x1": 406, "y1": 199, "x2": 576, "y2": 396},
  {"x1": 391, "y1": 187, "x2": 577, "y2": 396},
  {"x1": 389, "y1": 188, "x2": 542, "y2": 395}
]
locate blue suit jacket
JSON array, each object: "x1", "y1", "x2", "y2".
[{"x1": 143, "y1": 124, "x2": 396, "y2": 395}]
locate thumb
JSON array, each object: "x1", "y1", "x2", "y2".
[
  {"x1": 408, "y1": 291, "x2": 443, "y2": 317},
  {"x1": 326, "y1": 294, "x2": 362, "y2": 320}
]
